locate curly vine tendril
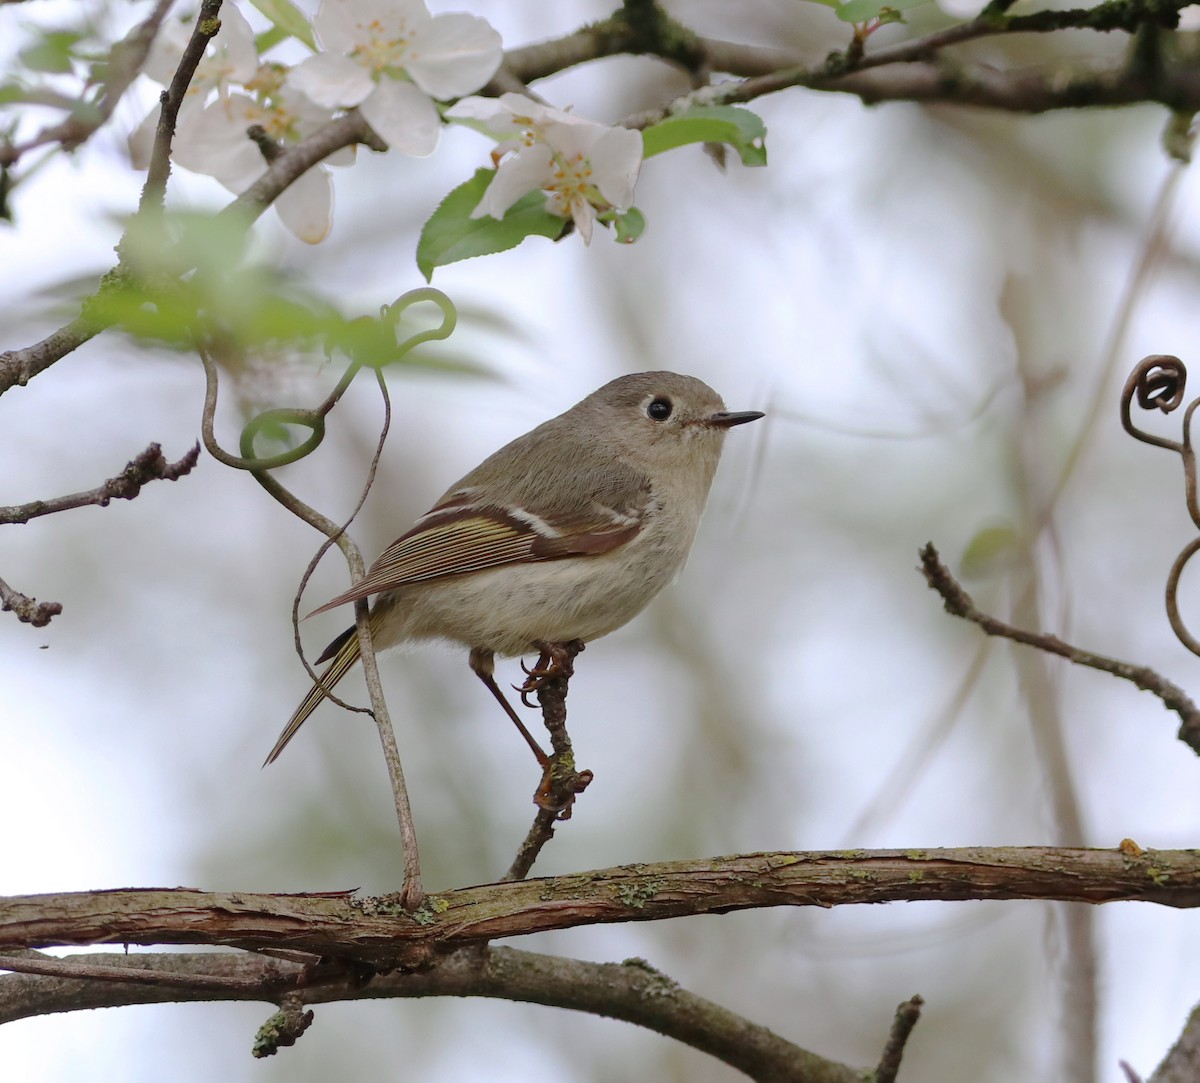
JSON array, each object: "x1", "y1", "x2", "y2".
[
  {"x1": 1122, "y1": 354, "x2": 1200, "y2": 657},
  {"x1": 200, "y1": 286, "x2": 457, "y2": 472}
]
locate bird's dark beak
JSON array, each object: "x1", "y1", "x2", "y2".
[{"x1": 708, "y1": 410, "x2": 765, "y2": 428}]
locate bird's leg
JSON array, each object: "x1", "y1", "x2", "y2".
[
  {"x1": 470, "y1": 647, "x2": 548, "y2": 765},
  {"x1": 517, "y1": 639, "x2": 585, "y2": 703}
]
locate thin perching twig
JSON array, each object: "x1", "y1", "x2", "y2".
[
  {"x1": 919, "y1": 542, "x2": 1200, "y2": 756},
  {"x1": 505, "y1": 641, "x2": 592, "y2": 882}
]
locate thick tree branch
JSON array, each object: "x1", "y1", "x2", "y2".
[{"x1": 2, "y1": 847, "x2": 1196, "y2": 968}]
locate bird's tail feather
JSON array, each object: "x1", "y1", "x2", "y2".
[{"x1": 263, "y1": 625, "x2": 361, "y2": 766}]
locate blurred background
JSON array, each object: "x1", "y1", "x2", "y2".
[{"x1": 3, "y1": 0, "x2": 1200, "y2": 1080}]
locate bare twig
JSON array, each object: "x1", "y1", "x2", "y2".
[
  {"x1": 919, "y1": 542, "x2": 1200, "y2": 755},
  {"x1": 875, "y1": 995, "x2": 924, "y2": 1083},
  {"x1": 0, "y1": 442, "x2": 200, "y2": 525},
  {"x1": 133, "y1": 0, "x2": 225, "y2": 221},
  {"x1": 0, "y1": 575, "x2": 61, "y2": 627}
]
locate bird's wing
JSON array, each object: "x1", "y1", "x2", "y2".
[{"x1": 306, "y1": 479, "x2": 651, "y2": 617}]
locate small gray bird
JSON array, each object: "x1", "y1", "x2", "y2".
[{"x1": 265, "y1": 371, "x2": 763, "y2": 766}]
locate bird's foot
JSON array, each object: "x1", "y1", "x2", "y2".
[{"x1": 516, "y1": 640, "x2": 584, "y2": 706}]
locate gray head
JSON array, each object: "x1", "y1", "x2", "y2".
[{"x1": 570, "y1": 371, "x2": 763, "y2": 475}]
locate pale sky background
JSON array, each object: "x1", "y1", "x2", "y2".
[{"x1": 3, "y1": 1, "x2": 1200, "y2": 1081}]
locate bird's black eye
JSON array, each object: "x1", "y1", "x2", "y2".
[{"x1": 646, "y1": 397, "x2": 673, "y2": 421}]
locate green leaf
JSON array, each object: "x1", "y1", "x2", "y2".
[
  {"x1": 417, "y1": 169, "x2": 568, "y2": 281},
  {"x1": 834, "y1": 0, "x2": 928, "y2": 22},
  {"x1": 642, "y1": 106, "x2": 767, "y2": 167},
  {"x1": 19, "y1": 30, "x2": 85, "y2": 75},
  {"x1": 612, "y1": 207, "x2": 646, "y2": 244},
  {"x1": 246, "y1": 0, "x2": 316, "y2": 50}
]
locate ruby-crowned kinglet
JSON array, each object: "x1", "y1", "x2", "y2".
[{"x1": 264, "y1": 371, "x2": 763, "y2": 766}]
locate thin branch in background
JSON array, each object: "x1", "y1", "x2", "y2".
[
  {"x1": 1042, "y1": 169, "x2": 1185, "y2": 523},
  {"x1": 919, "y1": 543, "x2": 1200, "y2": 755},
  {"x1": 1002, "y1": 315, "x2": 1097, "y2": 1083},
  {"x1": 0, "y1": 0, "x2": 174, "y2": 169},
  {"x1": 0, "y1": 442, "x2": 200, "y2": 525},
  {"x1": 875, "y1": 995, "x2": 924, "y2": 1083},
  {"x1": 0, "y1": 575, "x2": 61, "y2": 627},
  {"x1": 843, "y1": 641, "x2": 990, "y2": 845}
]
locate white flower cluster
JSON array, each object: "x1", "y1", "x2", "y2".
[
  {"x1": 447, "y1": 93, "x2": 642, "y2": 245},
  {"x1": 131, "y1": 0, "x2": 643, "y2": 248}
]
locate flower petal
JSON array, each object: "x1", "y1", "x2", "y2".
[
  {"x1": 171, "y1": 94, "x2": 268, "y2": 190},
  {"x1": 586, "y1": 125, "x2": 643, "y2": 210},
  {"x1": 405, "y1": 14, "x2": 502, "y2": 99},
  {"x1": 215, "y1": 4, "x2": 260, "y2": 84},
  {"x1": 315, "y1": 0, "x2": 430, "y2": 53},
  {"x1": 567, "y1": 195, "x2": 595, "y2": 245},
  {"x1": 287, "y1": 52, "x2": 374, "y2": 109},
  {"x1": 276, "y1": 167, "x2": 334, "y2": 244},
  {"x1": 473, "y1": 144, "x2": 554, "y2": 218},
  {"x1": 358, "y1": 78, "x2": 440, "y2": 156}
]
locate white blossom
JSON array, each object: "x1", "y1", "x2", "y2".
[
  {"x1": 447, "y1": 93, "x2": 643, "y2": 244},
  {"x1": 287, "y1": 0, "x2": 502, "y2": 157}
]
